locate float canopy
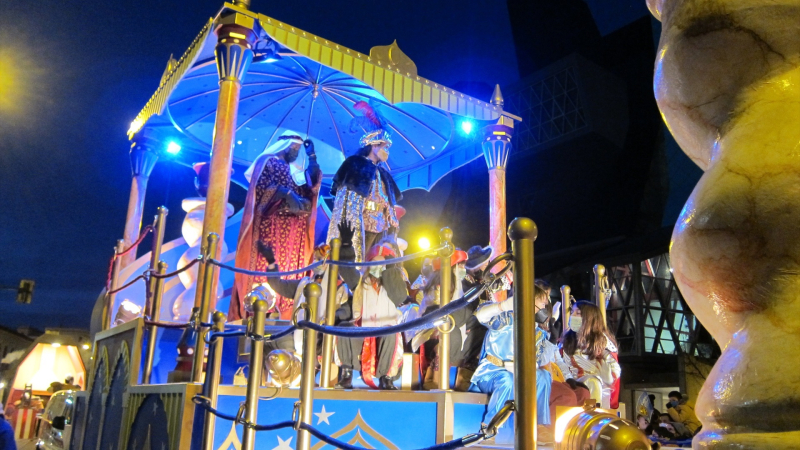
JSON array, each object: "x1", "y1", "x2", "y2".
[{"x1": 127, "y1": 3, "x2": 519, "y2": 192}]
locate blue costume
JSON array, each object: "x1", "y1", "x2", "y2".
[
  {"x1": 0, "y1": 414, "x2": 17, "y2": 450},
  {"x1": 469, "y1": 305, "x2": 552, "y2": 427}
]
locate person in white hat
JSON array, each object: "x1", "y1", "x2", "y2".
[{"x1": 230, "y1": 130, "x2": 322, "y2": 321}]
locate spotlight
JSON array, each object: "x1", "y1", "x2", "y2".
[
  {"x1": 82, "y1": 344, "x2": 90, "y2": 350},
  {"x1": 460, "y1": 120, "x2": 473, "y2": 135},
  {"x1": 166, "y1": 141, "x2": 181, "y2": 155},
  {"x1": 51, "y1": 343, "x2": 61, "y2": 348},
  {"x1": 0, "y1": 382, "x2": 5, "y2": 389},
  {"x1": 555, "y1": 404, "x2": 650, "y2": 450},
  {"x1": 418, "y1": 237, "x2": 431, "y2": 250}
]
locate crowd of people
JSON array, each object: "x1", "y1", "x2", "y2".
[
  {"x1": 637, "y1": 391, "x2": 702, "y2": 442},
  {"x1": 222, "y1": 99, "x2": 632, "y2": 444}
]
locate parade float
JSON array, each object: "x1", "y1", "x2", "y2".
[{"x1": 69, "y1": 1, "x2": 663, "y2": 449}]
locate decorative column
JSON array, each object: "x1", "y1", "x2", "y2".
[
  {"x1": 193, "y1": 13, "x2": 256, "y2": 317},
  {"x1": 482, "y1": 85, "x2": 515, "y2": 299},
  {"x1": 121, "y1": 139, "x2": 158, "y2": 268},
  {"x1": 649, "y1": 1, "x2": 800, "y2": 448}
]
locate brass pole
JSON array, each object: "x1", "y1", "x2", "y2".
[
  {"x1": 202, "y1": 311, "x2": 226, "y2": 450},
  {"x1": 296, "y1": 283, "x2": 322, "y2": 450},
  {"x1": 193, "y1": 21, "x2": 255, "y2": 314},
  {"x1": 104, "y1": 239, "x2": 126, "y2": 331},
  {"x1": 594, "y1": 264, "x2": 608, "y2": 325},
  {"x1": 437, "y1": 227, "x2": 454, "y2": 391},
  {"x1": 560, "y1": 285, "x2": 571, "y2": 334},
  {"x1": 147, "y1": 207, "x2": 169, "y2": 317},
  {"x1": 241, "y1": 300, "x2": 267, "y2": 450},
  {"x1": 319, "y1": 238, "x2": 341, "y2": 388},
  {"x1": 192, "y1": 233, "x2": 219, "y2": 383},
  {"x1": 144, "y1": 261, "x2": 167, "y2": 384},
  {"x1": 509, "y1": 217, "x2": 538, "y2": 449}
]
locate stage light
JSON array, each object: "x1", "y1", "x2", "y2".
[
  {"x1": 0, "y1": 382, "x2": 5, "y2": 389},
  {"x1": 418, "y1": 237, "x2": 431, "y2": 250},
  {"x1": 82, "y1": 344, "x2": 90, "y2": 350},
  {"x1": 554, "y1": 404, "x2": 650, "y2": 449},
  {"x1": 460, "y1": 120, "x2": 473, "y2": 135},
  {"x1": 166, "y1": 141, "x2": 181, "y2": 155},
  {"x1": 51, "y1": 343, "x2": 61, "y2": 348}
]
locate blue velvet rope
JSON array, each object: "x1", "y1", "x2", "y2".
[
  {"x1": 208, "y1": 258, "x2": 326, "y2": 277},
  {"x1": 208, "y1": 244, "x2": 445, "y2": 276},
  {"x1": 193, "y1": 396, "x2": 484, "y2": 449},
  {"x1": 207, "y1": 325, "x2": 297, "y2": 342},
  {"x1": 330, "y1": 245, "x2": 445, "y2": 267},
  {"x1": 299, "y1": 422, "x2": 482, "y2": 450},
  {"x1": 295, "y1": 285, "x2": 486, "y2": 338},
  {"x1": 207, "y1": 284, "x2": 484, "y2": 340}
]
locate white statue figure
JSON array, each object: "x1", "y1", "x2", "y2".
[
  {"x1": 171, "y1": 163, "x2": 233, "y2": 321},
  {"x1": 648, "y1": 0, "x2": 800, "y2": 447}
]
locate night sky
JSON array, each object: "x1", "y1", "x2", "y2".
[{"x1": 0, "y1": 0, "x2": 522, "y2": 330}]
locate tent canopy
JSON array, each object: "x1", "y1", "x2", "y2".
[{"x1": 128, "y1": 3, "x2": 519, "y2": 192}]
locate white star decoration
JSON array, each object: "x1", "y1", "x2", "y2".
[
  {"x1": 313, "y1": 405, "x2": 334, "y2": 425},
  {"x1": 271, "y1": 435, "x2": 293, "y2": 450}
]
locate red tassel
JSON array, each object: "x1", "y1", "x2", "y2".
[{"x1": 354, "y1": 101, "x2": 381, "y2": 128}]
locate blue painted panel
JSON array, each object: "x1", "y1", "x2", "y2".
[
  {"x1": 213, "y1": 395, "x2": 437, "y2": 450},
  {"x1": 453, "y1": 402, "x2": 485, "y2": 440}
]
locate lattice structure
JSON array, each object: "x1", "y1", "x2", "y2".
[
  {"x1": 603, "y1": 253, "x2": 711, "y2": 358},
  {"x1": 505, "y1": 67, "x2": 588, "y2": 152}
]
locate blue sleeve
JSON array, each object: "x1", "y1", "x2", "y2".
[
  {"x1": 485, "y1": 311, "x2": 513, "y2": 331},
  {"x1": 0, "y1": 421, "x2": 17, "y2": 450}
]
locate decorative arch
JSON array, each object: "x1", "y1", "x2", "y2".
[
  {"x1": 81, "y1": 347, "x2": 108, "y2": 450},
  {"x1": 125, "y1": 395, "x2": 171, "y2": 450},
  {"x1": 98, "y1": 341, "x2": 132, "y2": 450}
]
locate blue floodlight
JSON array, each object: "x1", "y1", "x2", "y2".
[
  {"x1": 166, "y1": 141, "x2": 181, "y2": 155},
  {"x1": 460, "y1": 120, "x2": 473, "y2": 135}
]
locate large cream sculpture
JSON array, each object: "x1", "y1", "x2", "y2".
[
  {"x1": 648, "y1": 0, "x2": 800, "y2": 447},
  {"x1": 171, "y1": 163, "x2": 233, "y2": 321}
]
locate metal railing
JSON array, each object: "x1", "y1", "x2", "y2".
[{"x1": 106, "y1": 216, "x2": 541, "y2": 449}]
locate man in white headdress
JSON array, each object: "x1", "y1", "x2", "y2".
[{"x1": 229, "y1": 130, "x2": 322, "y2": 321}]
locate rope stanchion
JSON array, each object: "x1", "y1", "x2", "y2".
[
  {"x1": 299, "y1": 423, "x2": 484, "y2": 450},
  {"x1": 151, "y1": 256, "x2": 202, "y2": 278},
  {"x1": 105, "y1": 225, "x2": 154, "y2": 289},
  {"x1": 296, "y1": 285, "x2": 486, "y2": 338},
  {"x1": 330, "y1": 245, "x2": 446, "y2": 267},
  {"x1": 193, "y1": 396, "x2": 486, "y2": 449},
  {"x1": 108, "y1": 274, "x2": 147, "y2": 294},
  {"x1": 208, "y1": 259, "x2": 325, "y2": 277},
  {"x1": 144, "y1": 320, "x2": 193, "y2": 329},
  {"x1": 206, "y1": 244, "x2": 447, "y2": 278}
]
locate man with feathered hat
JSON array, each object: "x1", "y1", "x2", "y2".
[
  {"x1": 326, "y1": 100, "x2": 403, "y2": 262},
  {"x1": 229, "y1": 130, "x2": 322, "y2": 321}
]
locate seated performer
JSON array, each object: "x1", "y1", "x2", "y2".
[
  {"x1": 469, "y1": 285, "x2": 555, "y2": 443},
  {"x1": 230, "y1": 132, "x2": 321, "y2": 321},
  {"x1": 327, "y1": 100, "x2": 402, "y2": 262},
  {"x1": 560, "y1": 301, "x2": 621, "y2": 409},
  {"x1": 535, "y1": 304, "x2": 592, "y2": 422},
  {"x1": 257, "y1": 242, "x2": 352, "y2": 356},
  {"x1": 334, "y1": 224, "x2": 407, "y2": 390},
  {"x1": 410, "y1": 250, "x2": 469, "y2": 389},
  {"x1": 455, "y1": 245, "x2": 494, "y2": 390}
]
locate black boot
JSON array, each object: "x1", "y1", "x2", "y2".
[
  {"x1": 379, "y1": 376, "x2": 398, "y2": 390},
  {"x1": 335, "y1": 366, "x2": 353, "y2": 389}
]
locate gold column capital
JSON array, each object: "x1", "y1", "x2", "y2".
[{"x1": 215, "y1": 19, "x2": 257, "y2": 84}]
